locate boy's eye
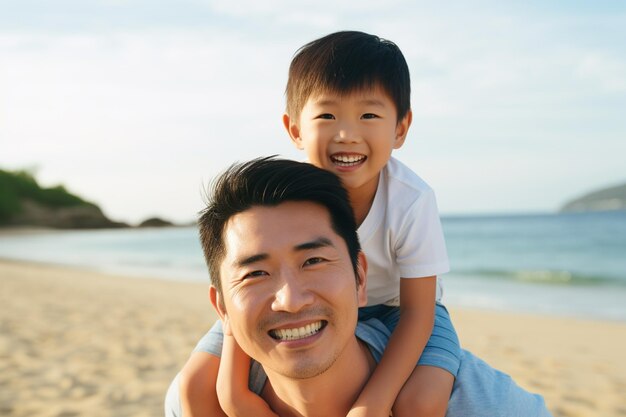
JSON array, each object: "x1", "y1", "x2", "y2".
[
  {"x1": 362, "y1": 113, "x2": 379, "y2": 119},
  {"x1": 316, "y1": 113, "x2": 335, "y2": 120}
]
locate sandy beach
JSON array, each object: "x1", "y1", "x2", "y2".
[{"x1": 1, "y1": 259, "x2": 625, "y2": 417}]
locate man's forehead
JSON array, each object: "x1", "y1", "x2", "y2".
[{"x1": 221, "y1": 201, "x2": 338, "y2": 260}]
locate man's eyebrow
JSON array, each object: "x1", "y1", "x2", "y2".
[
  {"x1": 236, "y1": 253, "x2": 269, "y2": 268},
  {"x1": 294, "y1": 237, "x2": 335, "y2": 251},
  {"x1": 235, "y1": 238, "x2": 334, "y2": 267}
]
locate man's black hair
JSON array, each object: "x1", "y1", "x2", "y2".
[{"x1": 198, "y1": 156, "x2": 361, "y2": 295}]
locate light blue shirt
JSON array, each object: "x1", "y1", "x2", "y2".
[{"x1": 165, "y1": 318, "x2": 552, "y2": 417}]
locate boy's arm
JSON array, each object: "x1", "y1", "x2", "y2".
[
  {"x1": 179, "y1": 352, "x2": 228, "y2": 417},
  {"x1": 216, "y1": 332, "x2": 278, "y2": 417},
  {"x1": 347, "y1": 276, "x2": 436, "y2": 417}
]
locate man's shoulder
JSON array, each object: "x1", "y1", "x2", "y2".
[
  {"x1": 355, "y1": 319, "x2": 390, "y2": 363},
  {"x1": 352, "y1": 325, "x2": 553, "y2": 417},
  {"x1": 448, "y1": 350, "x2": 553, "y2": 417}
]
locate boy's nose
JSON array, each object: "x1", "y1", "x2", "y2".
[
  {"x1": 333, "y1": 123, "x2": 362, "y2": 144},
  {"x1": 271, "y1": 269, "x2": 315, "y2": 313}
]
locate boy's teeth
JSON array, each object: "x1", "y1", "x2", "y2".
[
  {"x1": 270, "y1": 321, "x2": 323, "y2": 341},
  {"x1": 332, "y1": 155, "x2": 366, "y2": 166}
]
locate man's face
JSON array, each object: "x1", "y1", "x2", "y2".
[{"x1": 211, "y1": 201, "x2": 367, "y2": 379}]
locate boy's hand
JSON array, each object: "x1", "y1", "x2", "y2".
[
  {"x1": 216, "y1": 333, "x2": 279, "y2": 417},
  {"x1": 215, "y1": 333, "x2": 251, "y2": 408},
  {"x1": 346, "y1": 406, "x2": 391, "y2": 417}
]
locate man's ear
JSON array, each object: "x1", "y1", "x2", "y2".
[
  {"x1": 356, "y1": 251, "x2": 368, "y2": 307},
  {"x1": 393, "y1": 109, "x2": 413, "y2": 149},
  {"x1": 209, "y1": 286, "x2": 232, "y2": 335},
  {"x1": 282, "y1": 113, "x2": 304, "y2": 150}
]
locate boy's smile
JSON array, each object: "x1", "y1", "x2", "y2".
[
  {"x1": 330, "y1": 152, "x2": 367, "y2": 169},
  {"x1": 284, "y1": 86, "x2": 411, "y2": 207}
]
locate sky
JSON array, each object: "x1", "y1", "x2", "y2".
[{"x1": 1, "y1": 1, "x2": 625, "y2": 224}]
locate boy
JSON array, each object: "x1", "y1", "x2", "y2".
[{"x1": 180, "y1": 31, "x2": 460, "y2": 417}]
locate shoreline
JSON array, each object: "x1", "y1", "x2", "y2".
[
  {"x1": 2, "y1": 220, "x2": 625, "y2": 324},
  {"x1": 3, "y1": 252, "x2": 624, "y2": 324},
  {"x1": 1, "y1": 259, "x2": 625, "y2": 416}
]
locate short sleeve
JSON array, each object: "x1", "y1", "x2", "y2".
[{"x1": 394, "y1": 188, "x2": 450, "y2": 278}]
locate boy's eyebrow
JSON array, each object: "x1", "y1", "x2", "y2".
[
  {"x1": 312, "y1": 98, "x2": 385, "y2": 107},
  {"x1": 312, "y1": 98, "x2": 339, "y2": 106},
  {"x1": 358, "y1": 98, "x2": 386, "y2": 107}
]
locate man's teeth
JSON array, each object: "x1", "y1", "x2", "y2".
[
  {"x1": 331, "y1": 155, "x2": 366, "y2": 166},
  {"x1": 270, "y1": 321, "x2": 323, "y2": 341}
]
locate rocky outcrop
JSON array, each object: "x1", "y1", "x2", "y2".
[
  {"x1": 8, "y1": 199, "x2": 128, "y2": 229},
  {"x1": 560, "y1": 183, "x2": 626, "y2": 213},
  {"x1": 138, "y1": 217, "x2": 174, "y2": 228}
]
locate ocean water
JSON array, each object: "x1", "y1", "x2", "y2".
[
  {"x1": 0, "y1": 227, "x2": 208, "y2": 282},
  {"x1": 440, "y1": 211, "x2": 626, "y2": 321},
  {"x1": 1, "y1": 211, "x2": 625, "y2": 321}
]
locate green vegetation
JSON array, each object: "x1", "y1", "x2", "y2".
[{"x1": 0, "y1": 169, "x2": 94, "y2": 224}]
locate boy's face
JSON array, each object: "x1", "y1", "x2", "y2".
[{"x1": 284, "y1": 86, "x2": 411, "y2": 196}]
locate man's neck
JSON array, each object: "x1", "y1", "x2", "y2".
[{"x1": 261, "y1": 339, "x2": 376, "y2": 417}]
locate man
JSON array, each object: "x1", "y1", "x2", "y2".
[{"x1": 165, "y1": 156, "x2": 551, "y2": 417}]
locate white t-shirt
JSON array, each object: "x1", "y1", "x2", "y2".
[{"x1": 358, "y1": 157, "x2": 449, "y2": 306}]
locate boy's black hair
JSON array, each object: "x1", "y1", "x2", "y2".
[
  {"x1": 198, "y1": 156, "x2": 361, "y2": 296},
  {"x1": 286, "y1": 30, "x2": 411, "y2": 122}
]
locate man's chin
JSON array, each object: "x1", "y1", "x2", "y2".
[{"x1": 265, "y1": 354, "x2": 339, "y2": 380}]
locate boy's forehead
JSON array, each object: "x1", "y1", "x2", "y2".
[
  {"x1": 307, "y1": 83, "x2": 391, "y2": 102},
  {"x1": 306, "y1": 84, "x2": 393, "y2": 105}
]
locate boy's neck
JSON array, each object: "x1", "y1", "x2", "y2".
[{"x1": 348, "y1": 175, "x2": 380, "y2": 227}]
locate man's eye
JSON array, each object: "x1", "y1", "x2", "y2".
[
  {"x1": 362, "y1": 113, "x2": 379, "y2": 119},
  {"x1": 244, "y1": 270, "x2": 268, "y2": 279},
  {"x1": 304, "y1": 257, "x2": 325, "y2": 266},
  {"x1": 316, "y1": 113, "x2": 335, "y2": 120}
]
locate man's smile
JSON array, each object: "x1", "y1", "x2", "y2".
[{"x1": 269, "y1": 320, "x2": 327, "y2": 341}]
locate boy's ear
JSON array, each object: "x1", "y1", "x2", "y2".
[
  {"x1": 393, "y1": 109, "x2": 413, "y2": 149},
  {"x1": 282, "y1": 113, "x2": 304, "y2": 150},
  {"x1": 209, "y1": 286, "x2": 233, "y2": 335}
]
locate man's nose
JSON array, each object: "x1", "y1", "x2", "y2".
[{"x1": 271, "y1": 269, "x2": 314, "y2": 312}]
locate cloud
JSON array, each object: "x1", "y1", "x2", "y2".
[
  {"x1": 0, "y1": 30, "x2": 294, "y2": 222},
  {"x1": 575, "y1": 52, "x2": 626, "y2": 93},
  {"x1": 1, "y1": 2, "x2": 624, "y2": 221}
]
